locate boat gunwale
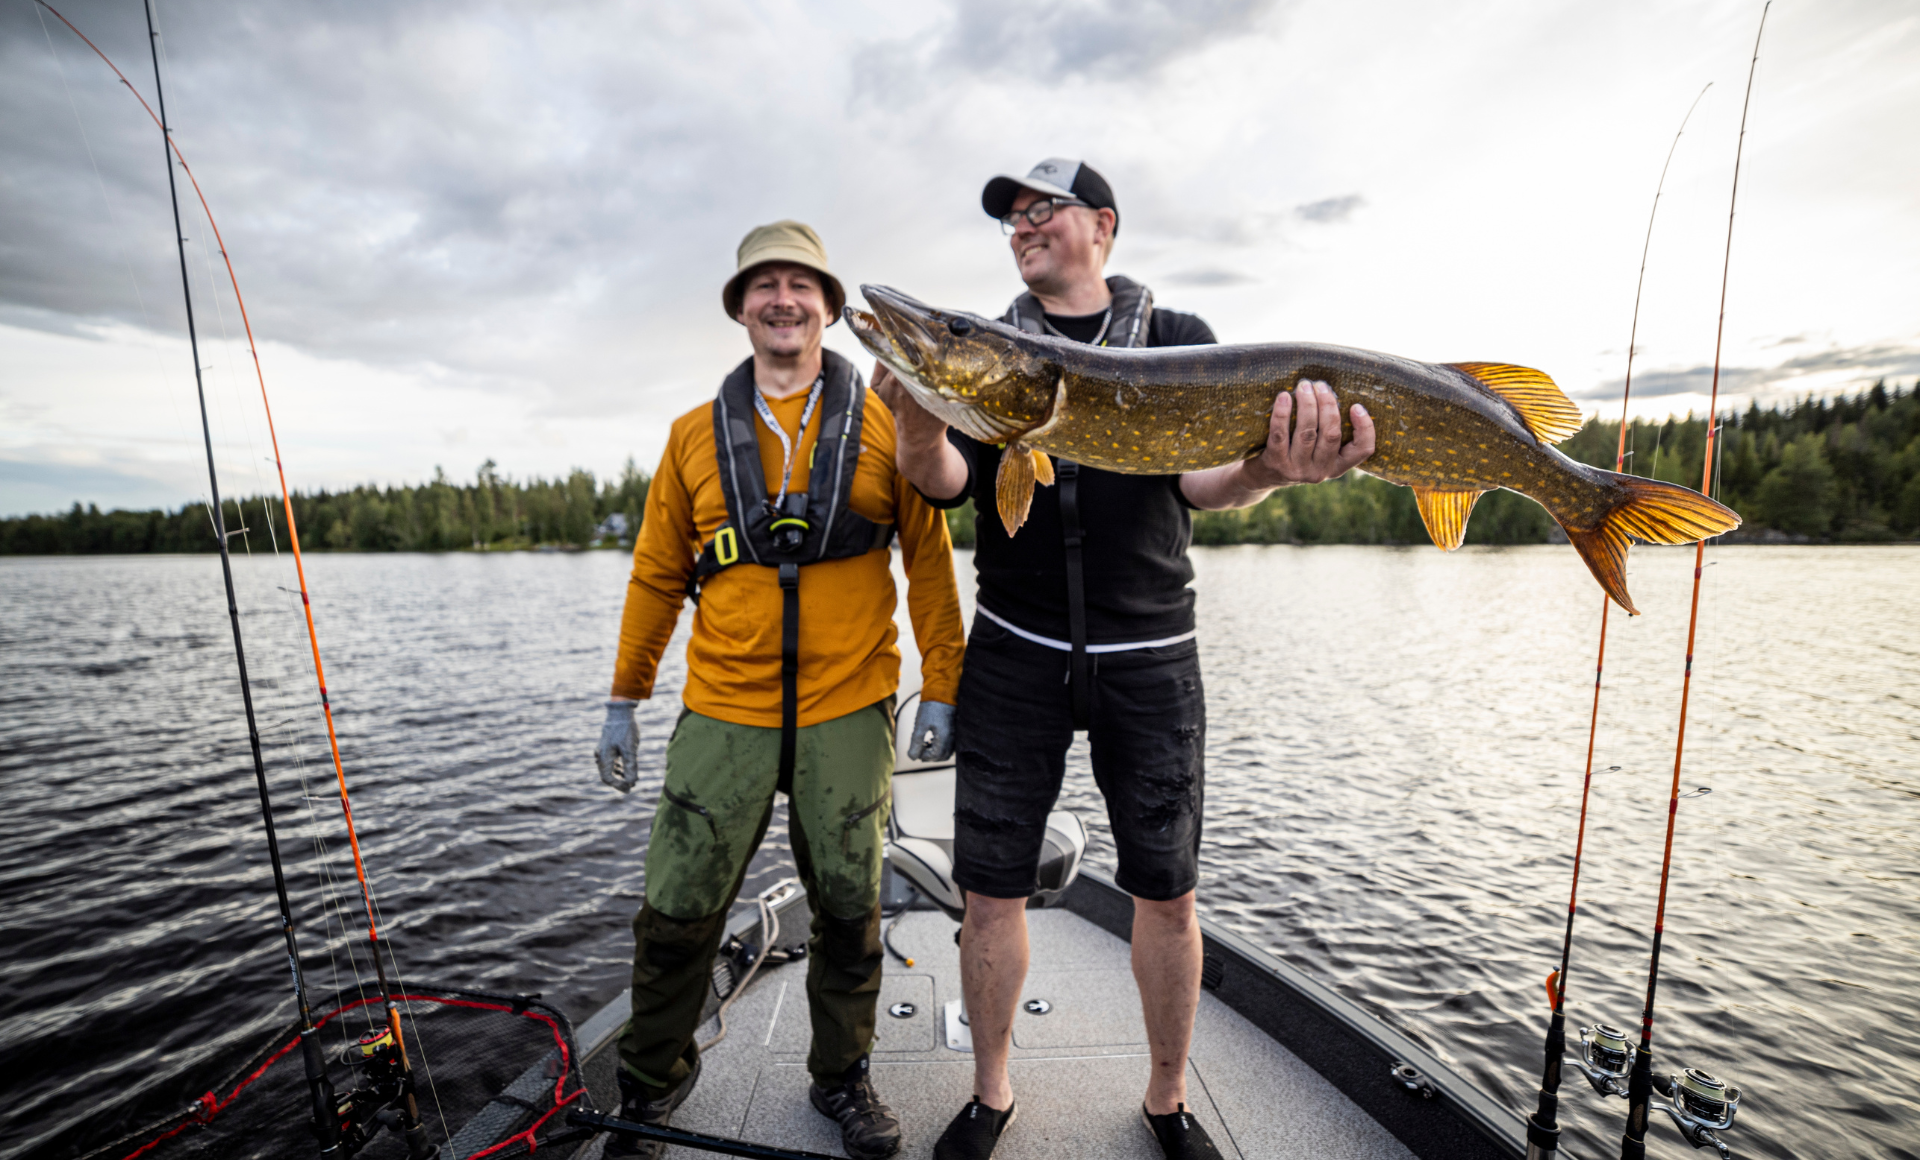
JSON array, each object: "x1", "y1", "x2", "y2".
[{"x1": 1060, "y1": 867, "x2": 1530, "y2": 1160}]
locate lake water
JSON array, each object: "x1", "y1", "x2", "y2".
[{"x1": 0, "y1": 544, "x2": 1914, "y2": 1159}]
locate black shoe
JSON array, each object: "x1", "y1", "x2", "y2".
[
  {"x1": 808, "y1": 1055, "x2": 902, "y2": 1160},
  {"x1": 603, "y1": 1056, "x2": 701, "y2": 1159},
  {"x1": 933, "y1": 1096, "x2": 1016, "y2": 1160},
  {"x1": 1141, "y1": 1102, "x2": 1223, "y2": 1159}
]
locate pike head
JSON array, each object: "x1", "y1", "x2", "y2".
[{"x1": 846, "y1": 285, "x2": 1059, "y2": 446}]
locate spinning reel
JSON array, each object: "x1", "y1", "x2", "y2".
[
  {"x1": 329, "y1": 1024, "x2": 440, "y2": 1159},
  {"x1": 1576, "y1": 1024, "x2": 1741, "y2": 1157},
  {"x1": 1574, "y1": 1023, "x2": 1634, "y2": 1096},
  {"x1": 1658, "y1": 1068, "x2": 1742, "y2": 1159}
]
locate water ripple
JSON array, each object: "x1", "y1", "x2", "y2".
[{"x1": 1, "y1": 546, "x2": 1915, "y2": 1159}]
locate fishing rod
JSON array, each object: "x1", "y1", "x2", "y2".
[
  {"x1": 1617, "y1": 8, "x2": 1769, "y2": 1159},
  {"x1": 110, "y1": 2, "x2": 443, "y2": 1154},
  {"x1": 1523, "y1": 82, "x2": 1711, "y2": 1160},
  {"x1": 137, "y1": 0, "x2": 340, "y2": 1150}
]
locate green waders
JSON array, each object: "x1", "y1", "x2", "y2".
[{"x1": 619, "y1": 698, "x2": 894, "y2": 1097}]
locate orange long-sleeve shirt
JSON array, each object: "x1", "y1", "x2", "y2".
[{"x1": 611, "y1": 382, "x2": 964, "y2": 727}]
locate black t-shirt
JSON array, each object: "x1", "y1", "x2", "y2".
[{"x1": 924, "y1": 303, "x2": 1218, "y2": 644}]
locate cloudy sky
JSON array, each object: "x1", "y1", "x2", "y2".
[{"x1": 3, "y1": 0, "x2": 1915, "y2": 515}]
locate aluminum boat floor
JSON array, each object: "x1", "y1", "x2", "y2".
[{"x1": 573, "y1": 908, "x2": 1415, "y2": 1159}]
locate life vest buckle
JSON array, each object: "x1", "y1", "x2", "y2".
[{"x1": 768, "y1": 494, "x2": 812, "y2": 553}]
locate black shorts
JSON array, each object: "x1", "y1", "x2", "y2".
[{"x1": 951, "y1": 612, "x2": 1206, "y2": 903}]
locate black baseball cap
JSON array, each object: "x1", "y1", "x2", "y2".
[{"x1": 982, "y1": 158, "x2": 1119, "y2": 233}]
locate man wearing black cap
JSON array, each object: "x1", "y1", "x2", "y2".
[{"x1": 874, "y1": 159, "x2": 1374, "y2": 1160}]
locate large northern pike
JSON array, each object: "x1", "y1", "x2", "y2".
[{"x1": 847, "y1": 285, "x2": 1739, "y2": 614}]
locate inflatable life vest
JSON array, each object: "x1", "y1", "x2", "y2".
[
  {"x1": 1003, "y1": 273, "x2": 1154, "y2": 348},
  {"x1": 687, "y1": 349, "x2": 895, "y2": 789}
]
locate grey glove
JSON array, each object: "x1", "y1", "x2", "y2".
[
  {"x1": 596, "y1": 698, "x2": 640, "y2": 793},
  {"x1": 906, "y1": 699, "x2": 956, "y2": 762}
]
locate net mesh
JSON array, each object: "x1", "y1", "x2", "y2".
[{"x1": 67, "y1": 986, "x2": 592, "y2": 1160}]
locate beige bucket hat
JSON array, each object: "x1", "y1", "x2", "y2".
[{"x1": 722, "y1": 220, "x2": 846, "y2": 324}]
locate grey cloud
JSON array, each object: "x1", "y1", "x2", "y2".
[
  {"x1": 854, "y1": 0, "x2": 1291, "y2": 104},
  {"x1": 1, "y1": 0, "x2": 856, "y2": 402},
  {"x1": 1294, "y1": 193, "x2": 1363, "y2": 223},
  {"x1": 937, "y1": 0, "x2": 1288, "y2": 81},
  {"x1": 1576, "y1": 342, "x2": 1920, "y2": 401},
  {"x1": 1158, "y1": 266, "x2": 1259, "y2": 287}
]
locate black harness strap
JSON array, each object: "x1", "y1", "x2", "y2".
[
  {"x1": 1058, "y1": 461, "x2": 1091, "y2": 730},
  {"x1": 1004, "y1": 281, "x2": 1155, "y2": 733},
  {"x1": 778, "y1": 562, "x2": 800, "y2": 794}
]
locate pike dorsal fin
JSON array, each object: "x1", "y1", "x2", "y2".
[
  {"x1": 1413, "y1": 486, "x2": 1486, "y2": 551},
  {"x1": 995, "y1": 443, "x2": 1053, "y2": 535},
  {"x1": 1449, "y1": 362, "x2": 1583, "y2": 444}
]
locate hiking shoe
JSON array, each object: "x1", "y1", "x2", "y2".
[
  {"x1": 603, "y1": 1055, "x2": 701, "y2": 1159},
  {"x1": 1142, "y1": 1102, "x2": 1223, "y2": 1159},
  {"x1": 809, "y1": 1055, "x2": 902, "y2": 1159},
  {"x1": 933, "y1": 1096, "x2": 1017, "y2": 1160}
]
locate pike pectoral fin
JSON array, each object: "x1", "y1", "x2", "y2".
[
  {"x1": 1449, "y1": 362, "x2": 1584, "y2": 444},
  {"x1": 995, "y1": 443, "x2": 1045, "y2": 536},
  {"x1": 1413, "y1": 487, "x2": 1486, "y2": 551},
  {"x1": 1031, "y1": 448, "x2": 1054, "y2": 487},
  {"x1": 1562, "y1": 472, "x2": 1742, "y2": 615}
]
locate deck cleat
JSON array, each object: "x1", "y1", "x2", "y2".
[{"x1": 1575, "y1": 1023, "x2": 1633, "y2": 1097}]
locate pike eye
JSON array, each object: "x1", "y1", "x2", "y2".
[{"x1": 947, "y1": 317, "x2": 973, "y2": 337}]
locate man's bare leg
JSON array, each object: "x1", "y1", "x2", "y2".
[
  {"x1": 960, "y1": 891, "x2": 1030, "y2": 1111},
  {"x1": 1133, "y1": 891, "x2": 1202, "y2": 1114}
]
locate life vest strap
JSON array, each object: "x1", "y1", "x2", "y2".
[
  {"x1": 1057, "y1": 461, "x2": 1090, "y2": 730},
  {"x1": 777, "y1": 563, "x2": 800, "y2": 795}
]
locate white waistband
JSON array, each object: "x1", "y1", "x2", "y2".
[{"x1": 977, "y1": 606, "x2": 1198, "y2": 654}]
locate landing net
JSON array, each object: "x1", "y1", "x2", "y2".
[{"x1": 65, "y1": 987, "x2": 590, "y2": 1160}]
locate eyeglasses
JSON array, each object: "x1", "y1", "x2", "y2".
[{"x1": 999, "y1": 197, "x2": 1090, "y2": 234}]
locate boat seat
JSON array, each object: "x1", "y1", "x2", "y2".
[{"x1": 887, "y1": 691, "x2": 1088, "y2": 921}]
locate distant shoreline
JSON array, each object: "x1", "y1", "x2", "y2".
[
  {"x1": 6, "y1": 381, "x2": 1915, "y2": 554},
  {"x1": 5, "y1": 539, "x2": 1913, "y2": 562}
]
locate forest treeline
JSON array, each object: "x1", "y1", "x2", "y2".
[
  {"x1": 4, "y1": 381, "x2": 1916, "y2": 555},
  {"x1": 0, "y1": 459, "x2": 650, "y2": 555}
]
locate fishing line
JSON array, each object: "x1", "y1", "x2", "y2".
[
  {"x1": 134, "y1": 0, "x2": 344, "y2": 1145},
  {"x1": 367, "y1": 885, "x2": 456, "y2": 1145},
  {"x1": 285, "y1": 715, "x2": 379, "y2": 1053},
  {"x1": 1524, "y1": 80, "x2": 1711, "y2": 1160},
  {"x1": 29, "y1": 0, "x2": 212, "y2": 524},
  {"x1": 150, "y1": 0, "x2": 276, "y2": 540},
  {"x1": 1617, "y1": 8, "x2": 1769, "y2": 1159},
  {"x1": 43, "y1": 1, "x2": 447, "y2": 1148}
]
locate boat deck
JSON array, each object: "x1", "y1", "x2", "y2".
[{"x1": 572, "y1": 907, "x2": 1416, "y2": 1159}]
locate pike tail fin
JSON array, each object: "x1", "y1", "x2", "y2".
[
  {"x1": 995, "y1": 443, "x2": 1052, "y2": 535},
  {"x1": 1563, "y1": 473, "x2": 1741, "y2": 615}
]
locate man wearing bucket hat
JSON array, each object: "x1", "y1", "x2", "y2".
[
  {"x1": 594, "y1": 221, "x2": 967, "y2": 1159},
  {"x1": 874, "y1": 161, "x2": 1373, "y2": 1160}
]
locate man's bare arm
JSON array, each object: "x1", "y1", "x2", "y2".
[
  {"x1": 873, "y1": 363, "x2": 970, "y2": 502},
  {"x1": 1181, "y1": 380, "x2": 1376, "y2": 511}
]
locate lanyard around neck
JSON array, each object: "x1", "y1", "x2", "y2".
[
  {"x1": 1042, "y1": 305, "x2": 1114, "y2": 347},
  {"x1": 751, "y1": 374, "x2": 825, "y2": 507}
]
